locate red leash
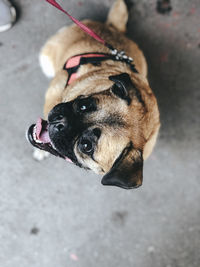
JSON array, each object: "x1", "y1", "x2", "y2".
[
  {"x1": 46, "y1": 0, "x2": 107, "y2": 46},
  {"x1": 45, "y1": 0, "x2": 136, "y2": 72}
]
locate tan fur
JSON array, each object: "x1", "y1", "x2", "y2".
[
  {"x1": 40, "y1": 0, "x2": 160, "y2": 174},
  {"x1": 106, "y1": 0, "x2": 129, "y2": 33}
]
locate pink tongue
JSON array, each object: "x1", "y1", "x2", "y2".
[
  {"x1": 36, "y1": 117, "x2": 51, "y2": 144},
  {"x1": 36, "y1": 118, "x2": 42, "y2": 140},
  {"x1": 40, "y1": 130, "x2": 51, "y2": 143},
  {"x1": 35, "y1": 118, "x2": 73, "y2": 163}
]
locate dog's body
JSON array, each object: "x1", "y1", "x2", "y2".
[{"x1": 28, "y1": 0, "x2": 160, "y2": 189}]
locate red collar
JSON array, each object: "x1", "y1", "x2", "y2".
[
  {"x1": 46, "y1": 0, "x2": 138, "y2": 77},
  {"x1": 63, "y1": 53, "x2": 108, "y2": 85},
  {"x1": 63, "y1": 52, "x2": 138, "y2": 86}
]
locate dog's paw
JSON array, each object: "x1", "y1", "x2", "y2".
[
  {"x1": 33, "y1": 148, "x2": 50, "y2": 161},
  {"x1": 39, "y1": 54, "x2": 55, "y2": 78}
]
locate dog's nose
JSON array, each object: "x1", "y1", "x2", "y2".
[
  {"x1": 49, "y1": 115, "x2": 68, "y2": 132},
  {"x1": 54, "y1": 121, "x2": 66, "y2": 132},
  {"x1": 50, "y1": 114, "x2": 64, "y2": 124},
  {"x1": 48, "y1": 103, "x2": 68, "y2": 122},
  {"x1": 48, "y1": 103, "x2": 71, "y2": 133}
]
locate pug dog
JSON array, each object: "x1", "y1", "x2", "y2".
[{"x1": 27, "y1": 0, "x2": 160, "y2": 189}]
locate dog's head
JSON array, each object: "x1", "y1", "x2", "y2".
[{"x1": 28, "y1": 72, "x2": 159, "y2": 189}]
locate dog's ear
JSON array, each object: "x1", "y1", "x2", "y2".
[
  {"x1": 101, "y1": 142, "x2": 143, "y2": 189},
  {"x1": 109, "y1": 73, "x2": 144, "y2": 105}
]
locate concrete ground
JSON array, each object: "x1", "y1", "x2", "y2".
[{"x1": 0, "y1": 0, "x2": 199, "y2": 266}]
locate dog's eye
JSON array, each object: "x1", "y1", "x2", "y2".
[
  {"x1": 78, "y1": 138, "x2": 94, "y2": 155},
  {"x1": 76, "y1": 98, "x2": 96, "y2": 113},
  {"x1": 80, "y1": 104, "x2": 87, "y2": 111},
  {"x1": 111, "y1": 82, "x2": 128, "y2": 99}
]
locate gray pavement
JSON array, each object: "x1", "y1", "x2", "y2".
[{"x1": 0, "y1": 0, "x2": 200, "y2": 266}]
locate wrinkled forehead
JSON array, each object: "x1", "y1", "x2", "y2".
[
  {"x1": 87, "y1": 91, "x2": 129, "y2": 127},
  {"x1": 62, "y1": 73, "x2": 114, "y2": 102},
  {"x1": 65, "y1": 73, "x2": 130, "y2": 113}
]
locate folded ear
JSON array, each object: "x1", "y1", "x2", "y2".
[
  {"x1": 109, "y1": 73, "x2": 144, "y2": 106},
  {"x1": 101, "y1": 142, "x2": 143, "y2": 189},
  {"x1": 109, "y1": 73, "x2": 132, "y2": 104}
]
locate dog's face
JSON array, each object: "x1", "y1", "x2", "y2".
[{"x1": 28, "y1": 72, "x2": 158, "y2": 189}]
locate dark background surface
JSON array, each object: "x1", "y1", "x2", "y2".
[{"x1": 0, "y1": 0, "x2": 199, "y2": 266}]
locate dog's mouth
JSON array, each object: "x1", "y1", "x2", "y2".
[{"x1": 27, "y1": 118, "x2": 72, "y2": 162}]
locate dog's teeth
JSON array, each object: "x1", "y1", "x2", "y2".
[
  {"x1": 33, "y1": 131, "x2": 36, "y2": 141},
  {"x1": 36, "y1": 139, "x2": 42, "y2": 144},
  {"x1": 32, "y1": 126, "x2": 42, "y2": 144},
  {"x1": 33, "y1": 125, "x2": 37, "y2": 134},
  {"x1": 35, "y1": 137, "x2": 42, "y2": 144}
]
